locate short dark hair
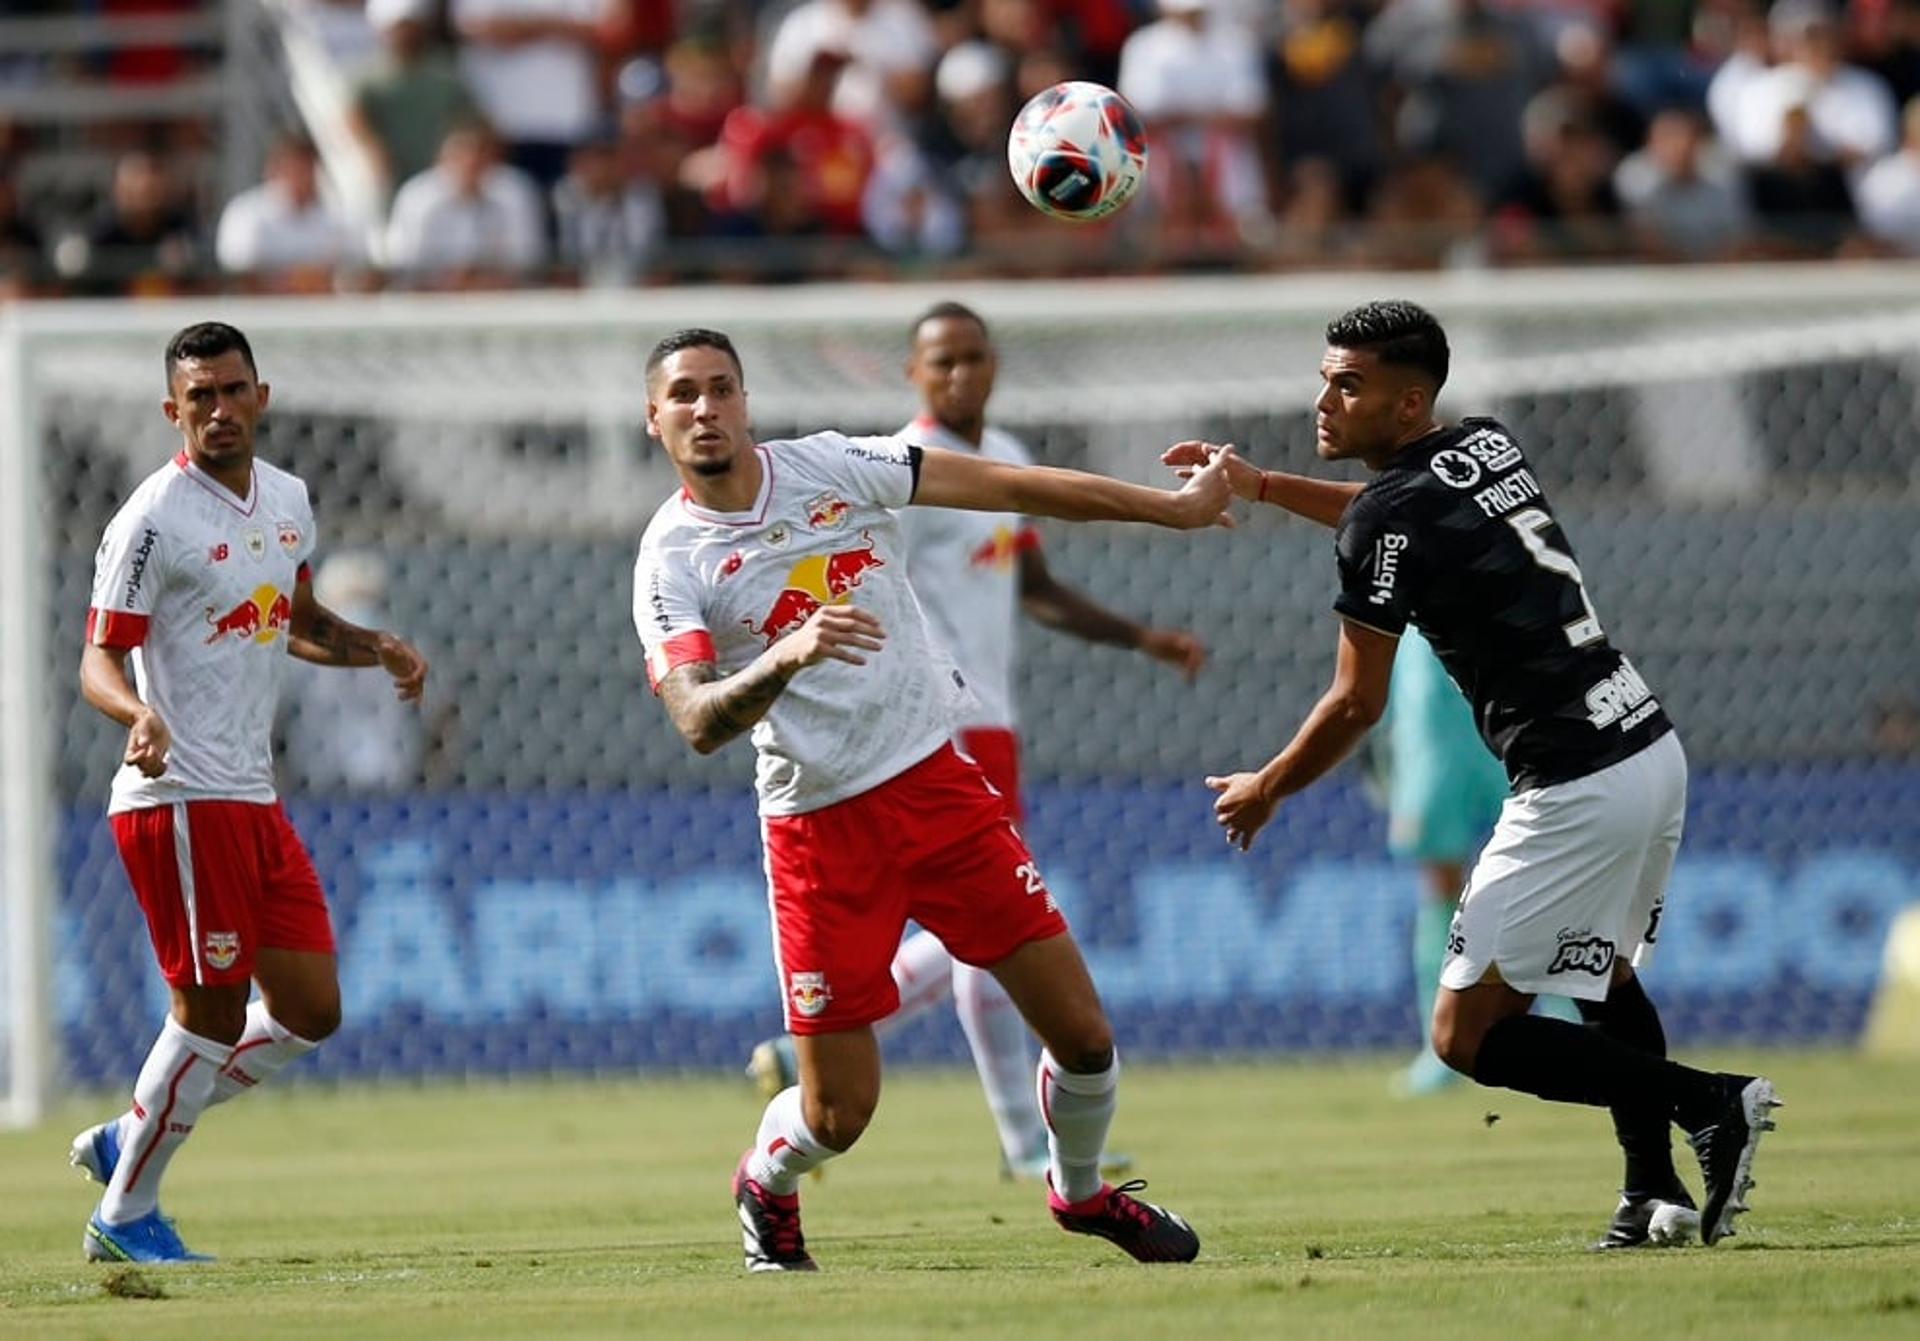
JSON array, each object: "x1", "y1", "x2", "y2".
[
  {"x1": 165, "y1": 322, "x2": 258, "y2": 389},
  {"x1": 1325, "y1": 300, "x2": 1449, "y2": 391},
  {"x1": 645, "y1": 327, "x2": 744, "y2": 386},
  {"x1": 910, "y1": 300, "x2": 989, "y2": 345}
]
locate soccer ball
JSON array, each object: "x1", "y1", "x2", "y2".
[{"x1": 1007, "y1": 81, "x2": 1148, "y2": 223}]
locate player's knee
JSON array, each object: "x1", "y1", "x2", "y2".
[
  {"x1": 804, "y1": 1093, "x2": 877, "y2": 1152},
  {"x1": 1057, "y1": 1036, "x2": 1115, "y2": 1075},
  {"x1": 271, "y1": 987, "x2": 342, "y2": 1042},
  {"x1": 1429, "y1": 1017, "x2": 1479, "y2": 1075}
]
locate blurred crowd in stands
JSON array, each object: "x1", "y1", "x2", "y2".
[{"x1": 8, "y1": 0, "x2": 1920, "y2": 295}]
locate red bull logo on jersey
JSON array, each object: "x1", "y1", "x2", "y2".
[
  {"x1": 742, "y1": 531, "x2": 886, "y2": 646},
  {"x1": 205, "y1": 583, "x2": 293, "y2": 645},
  {"x1": 204, "y1": 931, "x2": 241, "y2": 970},
  {"x1": 969, "y1": 524, "x2": 1022, "y2": 571},
  {"x1": 788, "y1": 971, "x2": 833, "y2": 1018},
  {"x1": 277, "y1": 521, "x2": 302, "y2": 554},
  {"x1": 804, "y1": 492, "x2": 851, "y2": 531}
]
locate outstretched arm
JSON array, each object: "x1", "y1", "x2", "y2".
[
  {"x1": 914, "y1": 443, "x2": 1236, "y2": 530},
  {"x1": 289, "y1": 578, "x2": 429, "y2": 701},
  {"x1": 1207, "y1": 618, "x2": 1399, "y2": 850},
  {"x1": 656, "y1": 604, "x2": 884, "y2": 755},
  {"x1": 1161, "y1": 443, "x2": 1363, "y2": 529},
  {"x1": 1019, "y1": 546, "x2": 1206, "y2": 679}
]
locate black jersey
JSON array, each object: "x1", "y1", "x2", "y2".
[{"x1": 1333, "y1": 417, "x2": 1671, "y2": 791}]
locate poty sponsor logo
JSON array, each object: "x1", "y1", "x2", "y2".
[
  {"x1": 1369, "y1": 532, "x2": 1408, "y2": 606},
  {"x1": 123, "y1": 527, "x2": 159, "y2": 605},
  {"x1": 1547, "y1": 933, "x2": 1615, "y2": 977},
  {"x1": 789, "y1": 971, "x2": 832, "y2": 1018},
  {"x1": 243, "y1": 527, "x2": 267, "y2": 561},
  {"x1": 204, "y1": 584, "x2": 292, "y2": 645},
  {"x1": 743, "y1": 531, "x2": 886, "y2": 646}
]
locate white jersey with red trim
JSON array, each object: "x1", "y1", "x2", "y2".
[
  {"x1": 633, "y1": 431, "x2": 969, "y2": 816},
  {"x1": 88, "y1": 452, "x2": 317, "y2": 814},
  {"x1": 895, "y1": 417, "x2": 1036, "y2": 732}
]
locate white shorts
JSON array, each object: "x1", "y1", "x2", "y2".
[{"x1": 1439, "y1": 731, "x2": 1687, "y2": 1002}]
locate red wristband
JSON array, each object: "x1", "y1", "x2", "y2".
[{"x1": 1256, "y1": 471, "x2": 1270, "y2": 504}]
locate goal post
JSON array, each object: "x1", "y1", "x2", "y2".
[
  {"x1": 4, "y1": 265, "x2": 1918, "y2": 1126},
  {"x1": 1, "y1": 307, "x2": 57, "y2": 1128}
]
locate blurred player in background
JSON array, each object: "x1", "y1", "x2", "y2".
[
  {"x1": 635, "y1": 328, "x2": 1231, "y2": 1271},
  {"x1": 74, "y1": 322, "x2": 429, "y2": 1263},
  {"x1": 1172, "y1": 299, "x2": 1779, "y2": 1250},
  {"x1": 748, "y1": 300, "x2": 1207, "y2": 1180},
  {"x1": 1377, "y1": 626, "x2": 1509, "y2": 1097}
]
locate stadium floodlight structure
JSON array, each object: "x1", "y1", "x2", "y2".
[{"x1": 6, "y1": 264, "x2": 1920, "y2": 1126}]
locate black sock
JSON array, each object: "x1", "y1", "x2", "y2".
[
  {"x1": 1471, "y1": 1014, "x2": 1724, "y2": 1133},
  {"x1": 1576, "y1": 978, "x2": 1683, "y2": 1202}
]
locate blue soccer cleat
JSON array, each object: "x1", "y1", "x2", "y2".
[
  {"x1": 85, "y1": 1208, "x2": 215, "y2": 1264},
  {"x1": 69, "y1": 1119, "x2": 123, "y2": 1186}
]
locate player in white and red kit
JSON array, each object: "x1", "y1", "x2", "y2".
[
  {"x1": 634, "y1": 328, "x2": 1234, "y2": 1270},
  {"x1": 71, "y1": 323, "x2": 428, "y2": 1263},
  {"x1": 748, "y1": 303, "x2": 1206, "y2": 1179}
]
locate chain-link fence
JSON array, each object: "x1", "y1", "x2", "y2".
[{"x1": 5, "y1": 270, "x2": 1917, "y2": 1104}]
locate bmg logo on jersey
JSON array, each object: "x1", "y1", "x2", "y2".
[
  {"x1": 788, "y1": 971, "x2": 833, "y2": 1018},
  {"x1": 1368, "y1": 532, "x2": 1408, "y2": 606},
  {"x1": 1547, "y1": 929, "x2": 1615, "y2": 977}
]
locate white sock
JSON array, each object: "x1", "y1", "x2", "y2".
[
  {"x1": 884, "y1": 931, "x2": 955, "y2": 1030},
  {"x1": 207, "y1": 1000, "x2": 318, "y2": 1106},
  {"x1": 953, "y1": 963, "x2": 1045, "y2": 1164},
  {"x1": 100, "y1": 1016, "x2": 229, "y2": 1224},
  {"x1": 1038, "y1": 1048, "x2": 1119, "y2": 1205},
  {"x1": 745, "y1": 1086, "x2": 835, "y2": 1195}
]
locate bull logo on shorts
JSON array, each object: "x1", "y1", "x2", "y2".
[
  {"x1": 789, "y1": 971, "x2": 833, "y2": 1019},
  {"x1": 204, "y1": 931, "x2": 241, "y2": 971},
  {"x1": 1547, "y1": 933, "x2": 1614, "y2": 977}
]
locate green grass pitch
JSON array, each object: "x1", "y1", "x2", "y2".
[{"x1": 2, "y1": 1051, "x2": 1916, "y2": 1339}]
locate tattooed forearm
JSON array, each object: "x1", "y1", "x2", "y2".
[
  {"x1": 659, "y1": 658, "x2": 793, "y2": 754},
  {"x1": 293, "y1": 609, "x2": 383, "y2": 667}
]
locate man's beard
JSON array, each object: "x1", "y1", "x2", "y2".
[{"x1": 691, "y1": 457, "x2": 733, "y2": 478}]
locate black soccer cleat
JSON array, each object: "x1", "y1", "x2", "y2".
[
  {"x1": 1591, "y1": 1189, "x2": 1699, "y2": 1251},
  {"x1": 1050, "y1": 1179, "x2": 1199, "y2": 1263},
  {"x1": 732, "y1": 1152, "x2": 818, "y2": 1273},
  {"x1": 1688, "y1": 1075, "x2": 1781, "y2": 1246}
]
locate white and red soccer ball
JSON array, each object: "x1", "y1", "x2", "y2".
[{"x1": 1007, "y1": 81, "x2": 1148, "y2": 223}]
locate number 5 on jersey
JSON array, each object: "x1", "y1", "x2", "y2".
[{"x1": 1507, "y1": 508, "x2": 1604, "y2": 648}]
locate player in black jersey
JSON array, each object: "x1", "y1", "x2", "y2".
[{"x1": 1167, "y1": 300, "x2": 1779, "y2": 1249}]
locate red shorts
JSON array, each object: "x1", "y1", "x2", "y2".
[
  {"x1": 762, "y1": 744, "x2": 1068, "y2": 1033},
  {"x1": 110, "y1": 800, "x2": 335, "y2": 988},
  {"x1": 956, "y1": 727, "x2": 1023, "y2": 823}
]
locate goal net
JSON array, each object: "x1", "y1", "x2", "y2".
[{"x1": 5, "y1": 266, "x2": 1918, "y2": 1124}]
